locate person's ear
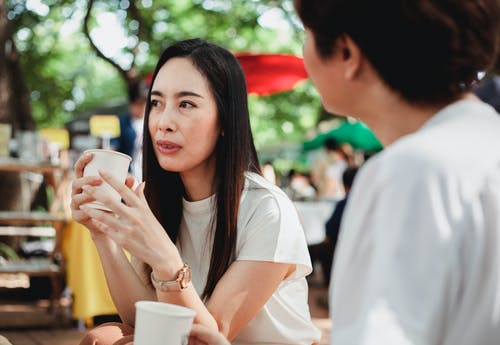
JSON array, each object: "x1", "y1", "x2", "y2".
[{"x1": 337, "y1": 34, "x2": 363, "y2": 80}]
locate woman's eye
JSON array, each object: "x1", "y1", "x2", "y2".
[
  {"x1": 150, "y1": 99, "x2": 160, "y2": 107},
  {"x1": 180, "y1": 101, "x2": 194, "y2": 109}
]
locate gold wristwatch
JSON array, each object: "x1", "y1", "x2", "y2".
[{"x1": 150, "y1": 263, "x2": 191, "y2": 291}]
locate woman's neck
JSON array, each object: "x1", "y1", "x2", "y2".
[{"x1": 180, "y1": 159, "x2": 217, "y2": 202}]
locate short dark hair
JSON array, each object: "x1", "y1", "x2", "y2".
[
  {"x1": 324, "y1": 138, "x2": 340, "y2": 151},
  {"x1": 127, "y1": 77, "x2": 149, "y2": 103},
  {"x1": 295, "y1": 0, "x2": 500, "y2": 105},
  {"x1": 143, "y1": 39, "x2": 260, "y2": 300}
]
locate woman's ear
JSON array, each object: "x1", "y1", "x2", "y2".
[{"x1": 337, "y1": 34, "x2": 363, "y2": 80}]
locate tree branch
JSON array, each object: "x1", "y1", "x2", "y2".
[
  {"x1": 83, "y1": 0, "x2": 132, "y2": 82},
  {"x1": 129, "y1": 0, "x2": 151, "y2": 42},
  {"x1": 126, "y1": 0, "x2": 152, "y2": 72},
  {"x1": 278, "y1": 2, "x2": 303, "y2": 35}
]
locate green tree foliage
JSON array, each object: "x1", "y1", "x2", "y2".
[{"x1": 5, "y1": 0, "x2": 321, "y2": 149}]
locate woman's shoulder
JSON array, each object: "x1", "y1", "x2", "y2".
[
  {"x1": 243, "y1": 172, "x2": 291, "y2": 203},
  {"x1": 239, "y1": 172, "x2": 298, "y2": 219},
  {"x1": 236, "y1": 173, "x2": 308, "y2": 265}
]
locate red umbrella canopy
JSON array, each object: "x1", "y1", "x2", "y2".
[{"x1": 235, "y1": 53, "x2": 309, "y2": 95}]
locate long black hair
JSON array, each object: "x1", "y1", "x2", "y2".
[{"x1": 142, "y1": 39, "x2": 261, "y2": 299}]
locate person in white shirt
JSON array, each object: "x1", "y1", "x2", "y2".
[
  {"x1": 111, "y1": 78, "x2": 148, "y2": 182},
  {"x1": 70, "y1": 38, "x2": 320, "y2": 345},
  {"x1": 294, "y1": 0, "x2": 500, "y2": 344}
]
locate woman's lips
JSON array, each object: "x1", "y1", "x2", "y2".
[{"x1": 156, "y1": 140, "x2": 181, "y2": 155}]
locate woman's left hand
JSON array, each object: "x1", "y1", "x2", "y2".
[
  {"x1": 189, "y1": 324, "x2": 230, "y2": 345},
  {"x1": 80, "y1": 169, "x2": 182, "y2": 271}
]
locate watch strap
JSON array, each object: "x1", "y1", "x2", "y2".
[{"x1": 150, "y1": 263, "x2": 191, "y2": 291}]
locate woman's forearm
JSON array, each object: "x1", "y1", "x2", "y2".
[
  {"x1": 94, "y1": 237, "x2": 156, "y2": 326},
  {"x1": 150, "y1": 256, "x2": 219, "y2": 331},
  {"x1": 156, "y1": 287, "x2": 219, "y2": 330}
]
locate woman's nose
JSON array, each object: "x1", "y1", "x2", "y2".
[{"x1": 157, "y1": 109, "x2": 177, "y2": 132}]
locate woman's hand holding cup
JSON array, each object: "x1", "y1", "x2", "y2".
[{"x1": 71, "y1": 149, "x2": 132, "y2": 239}]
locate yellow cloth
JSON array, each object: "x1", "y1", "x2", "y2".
[{"x1": 62, "y1": 220, "x2": 118, "y2": 326}]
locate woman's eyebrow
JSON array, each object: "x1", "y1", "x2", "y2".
[
  {"x1": 150, "y1": 90, "x2": 164, "y2": 97},
  {"x1": 150, "y1": 90, "x2": 204, "y2": 99},
  {"x1": 176, "y1": 90, "x2": 204, "y2": 99}
]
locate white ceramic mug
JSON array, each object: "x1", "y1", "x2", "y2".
[
  {"x1": 82, "y1": 149, "x2": 131, "y2": 211},
  {"x1": 134, "y1": 301, "x2": 196, "y2": 345}
]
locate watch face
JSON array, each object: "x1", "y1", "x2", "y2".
[{"x1": 178, "y1": 264, "x2": 192, "y2": 289}]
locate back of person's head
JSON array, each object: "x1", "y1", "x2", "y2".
[
  {"x1": 342, "y1": 166, "x2": 358, "y2": 191},
  {"x1": 295, "y1": 0, "x2": 500, "y2": 105},
  {"x1": 143, "y1": 38, "x2": 260, "y2": 300}
]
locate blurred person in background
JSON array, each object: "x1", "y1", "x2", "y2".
[
  {"x1": 474, "y1": 74, "x2": 500, "y2": 113},
  {"x1": 295, "y1": 0, "x2": 500, "y2": 344},
  {"x1": 311, "y1": 138, "x2": 348, "y2": 200},
  {"x1": 284, "y1": 169, "x2": 317, "y2": 201},
  {"x1": 339, "y1": 142, "x2": 355, "y2": 166},
  {"x1": 111, "y1": 77, "x2": 149, "y2": 182},
  {"x1": 261, "y1": 160, "x2": 277, "y2": 185},
  {"x1": 308, "y1": 166, "x2": 359, "y2": 293}
]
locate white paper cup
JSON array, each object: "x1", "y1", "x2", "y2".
[
  {"x1": 82, "y1": 149, "x2": 131, "y2": 211},
  {"x1": 134, "y1": 301, "x2": 196, "y2": 345}
]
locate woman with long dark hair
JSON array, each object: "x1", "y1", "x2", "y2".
[{"x1": 71, "y1": 38, "x2": 320, "y2": 345}]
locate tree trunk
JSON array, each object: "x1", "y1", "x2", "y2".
[{"x1": 0, "y1": 0, "x2": 38, "y2": 211}]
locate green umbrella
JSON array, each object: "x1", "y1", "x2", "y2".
[{"x1": 303, "y1": 120, "x2": 383, "y2": 151}]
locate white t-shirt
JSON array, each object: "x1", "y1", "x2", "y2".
[
  {"x1": 329, "y1": 100, "x2": 500, "y2": 345},
  {"x1": 177, "y1": 172, "x2": 321, "y2": 345}
]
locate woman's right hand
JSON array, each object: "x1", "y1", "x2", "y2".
[
  {"x1": 70, "y1": 152, "x2": 103, "y2": 235},
  {"x1": 70, "y1": 152, "x2": 135, "y2": 238}
]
